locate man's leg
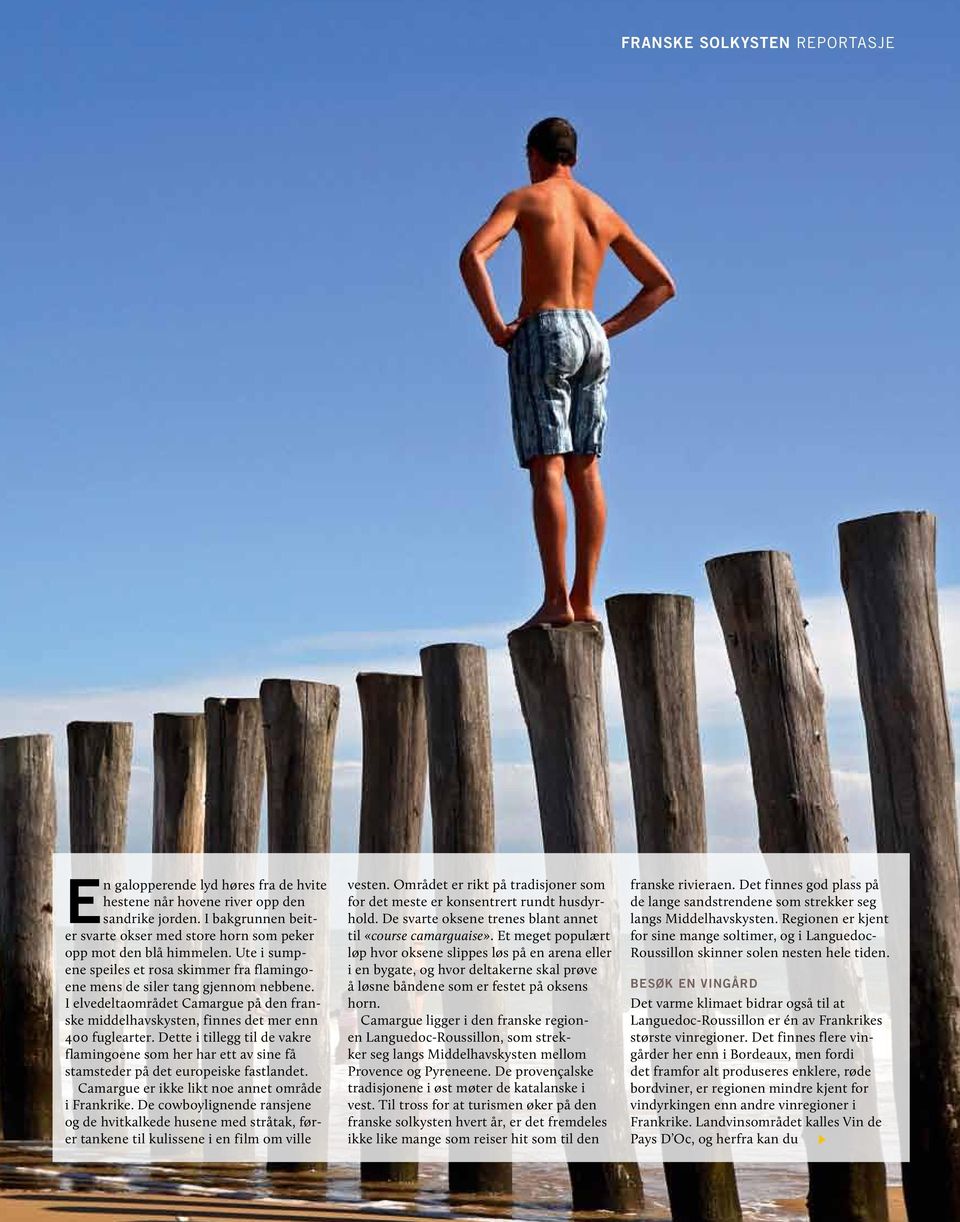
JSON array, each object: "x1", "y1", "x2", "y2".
[
  {"x1": 565, "y1": 454, "x2": 606, "y2": 623},
  {"x1": 522, "y1": 455, "x2": 574, "y2": 628}
]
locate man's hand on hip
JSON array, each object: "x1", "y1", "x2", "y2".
[{"x1": 492, "y1": 319, "x2": 521, "y2": 350}]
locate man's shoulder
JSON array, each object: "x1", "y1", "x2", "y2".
[
  {"x1": 498, "y1": 182, "x2": 538, "y2": 207},
  {"x1": 494, "y1": 180, "x2": 623, "y2": 230},
  {"x1": 483, "y1": 184, "x2": 536, "y2": 225},
  {"x1": 572, "y1": 181, "x2": 621, "y2": 220}
]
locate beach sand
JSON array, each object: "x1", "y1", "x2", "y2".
[
  {"x1": 0, "y1": 1193, "x2": 481, "y2": 1222},
  {"x1": 775, "y1": 1190, "x2": 905, "y2": 1222},
  {"x1": 0, "y1": 1186, "x2": 907, "y2": 1222}
]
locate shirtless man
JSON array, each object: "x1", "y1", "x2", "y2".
[{"x1": 459, "y1": 117, "x2": 676, "y2": 627}]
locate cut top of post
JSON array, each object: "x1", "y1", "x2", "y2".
[
  {"x1": 507, "y1": 621, "x2": 614, "y2": 854},
  {"x1": 506, "y1": 620, "x2": 604, "y2": 647}
]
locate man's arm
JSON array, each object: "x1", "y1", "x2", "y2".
[
  {"x1": 601, "y1": 218, "x2": 676, "y2": 340},
  {"x1": 459, "y1": 193, "x2": 521, "y2": 348}
]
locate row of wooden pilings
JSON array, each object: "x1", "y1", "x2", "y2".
[{"x1": 0, "y1": 510, "x2": 957, "y2": 1222}]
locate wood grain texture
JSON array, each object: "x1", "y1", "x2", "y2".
[
  {"x1": 607, "y1": 594, "x2": 742, "y2": 1222},
  {"x1": 507, "y1": 622, "x2": 614, "y2": 854},
  {"x1": 707, "y1": 551, "x2": 887, "y2": 1222},
  {"x1": 0, "y1": 734, "x2": 56, "y2": 1139},
  {"x1": 706, "y1": 551, "x2": 847, "y2": 855},
  {"x1": 260, "y1": 680, "x2": 339, "y2": 854},
  {"x1": 67, "y1": 721, "x2": 132, "y2": 853},
  {"x1": 356, "y1": 672, "x2": 426, "y2": 1186},
  {"x1": 152, "y1": 714, "x2": 205, "y2": 853},
  {"x1": 420, "y1": 643, "x2": 511, "y2": 1195},
  {"x1": 839, "y1": 510, "x2": 960, "y2": 1220},
  {"x1": 260, "y1": 680, "x2": 338, "y2": 1173},
  {"x1": 357, "y1": 673, "x2": 426, "y2": 855},
  {"x1": 607, "y1": 594, "x2": 707, "y2": 854},
  {"x1": 204, "y1": 697, "x2": 265, "y2": 853},
  {"x1": 421, "y1": 644, "x2": 496, "y2": 854},
  {"x1": 508, "y1": 622, "x2": 642, "y2": 1214}
]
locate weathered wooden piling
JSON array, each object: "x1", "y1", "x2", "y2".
[
  {"x1": 508, "y1": 623, "x2": 616, "y2": 853},
  {"x1": 839, "y1": 510, "x2": 960, "y2": 1220},
  {"x1": 151, "y1": 715, "x2": 205, "y2": 1158},
  {"x1": 152, "y1": 714, "x2": 206, "y2": 853},
  {"x1": 357, "y1": 672, "x2": 427, "y2": 1185},
  {"x1": 357, "y1": 673, "x2": 427, "y2": 855},
  {"x1": 607, "y1": 595, "x2": 742, "y2": 1222},
  {"x1": 67, "y1": 721, "x2": 132, "y2": 853},
  {"x1": 204, "y1": 697, "x2": 265, "y2": 852},
  {"x1": 705, "y1": 553, "x2": 848, "y2": 856},
  {"x1": 421, "y1": 645, "x2": 496, "y2": 856},
  {"x1": 0, "y1": 734, "x2": 56, "y2": 1139},
  {"x1": 260, "y1": 680, "x2": 339, "y2": 853},
  {"x1": 421, "y1": 644, "x2": 511, "y2": 1197},
  {"x1": 706, "y1": 552, "x2": 888, "y2": 1222},
  {"x1": 260, "y1": 679, "x2": 339, "y2": 1174},
  {"x1": 606, "y1": 595, "x2": 708, "y2": 854},
  {"x1": 509, "y1": 623, "x2": 643, "y2": 1214}
]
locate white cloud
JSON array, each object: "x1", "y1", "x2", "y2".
[{"x1": 273, "y1": 624, "x2": 514, "y2": 655}]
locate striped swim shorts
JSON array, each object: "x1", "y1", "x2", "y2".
[{"x1": 507, "y1": 308, "x2": 610, "y2": 469}]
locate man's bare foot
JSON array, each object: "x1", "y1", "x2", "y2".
[
  {"x1": 571, "y1": 600, "x2": 601, "y2": 623},
  {"x1": 518, "y1": 596, "x2": 575, "y2": 630}
]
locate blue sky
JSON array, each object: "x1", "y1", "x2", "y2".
[{"x1": 2, "y1": 1, "x2": 957, "y2": 851}]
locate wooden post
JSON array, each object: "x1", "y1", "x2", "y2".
[
  {"x1": 357, "y1": 673, "x2": 427, "y2": 855},
  {"x1": 705, "y1": 553, "x2": 848, "y2": 856},
  {"x1": 839, "y1": 510, "x2": 960, "y2": 1219},
  {"x1": 260, "y1": 680, "x2": 339, "y2": 853},
  {"x1": 606, "y1": 595, "x2": 707, "y2": 853},
  {"x1": 706, "y1": 551, "x2": 888, "y2": 1222},
  {"x1": 150, "y1": 715, "x2": 205, "y2": 1166},
  {"x1": 509, "y1": 623, "x2": 643, "y2": 1214},
  {"x1": 357, "y1": 672, "x2": 427, "y2": 1185},
  {"x1": 421, "y1": 645, "x2": 496, "y2": 855},
  {"x1": 421, "y1": 644, "x2": 511, "y2": 1197},
  {"x1": 152, "y1": 714, "x2": 205, "y2": 853},
  {"x1": 0, "y1": 734, "x2": 56, "y2": 1138},
  {"x1": 508, "y1": 623, "x2": 616, "y2": 853},
  {"x1": 607, "y1": 595, "x2": 742, "y2": 1222},
  {"x1": 204, "y1": 697, "x2": 265, "y2": 852},
  {"x1": 260, "y1": 679, "x2": 339, "y2": 1174},
  {"x1": 67, "y1": 721, "x2": 132, "y2": 853}
]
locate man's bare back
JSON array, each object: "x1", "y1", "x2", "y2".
[
  {"x1": 459, "y1": 117, "x2": 675, "y2": 629},
  {"x1": 460, "y1": 158, "x2": 674, "y2": 347},
  {"x1": 512, "y1": 178, "x2": 616, "y2": 317}
]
